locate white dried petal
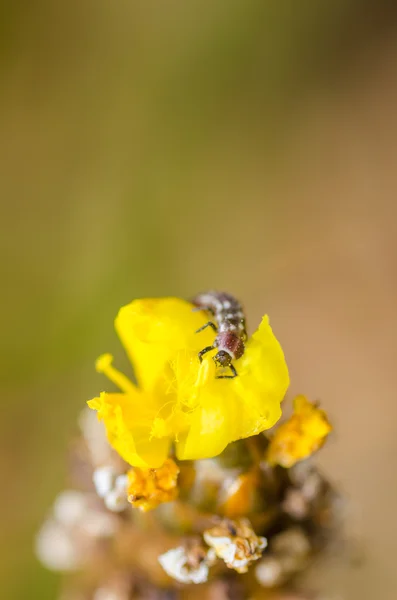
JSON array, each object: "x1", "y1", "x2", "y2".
[
  {"x1": 104, "y1": 488, "x2": 129, "y2": 512},
  {"x1": 301, "y1": 471, "x2": 323, "y2": 501},
  {"x1": 282, "y1": 488, "x2": 310, "y2": 520},
  {"x1": 35, "y1": 519, "x2": 82, "y2": 571},
  {"x1": 255, "y1": 556, "x2": 284, "y2": 587},
  {"x1": 271, "y1": 528, "x2": 310, "y2": 556},
  {"x1": 158, "y1": 546, "x2": 212, "y2": 584},
  {"x1": 82, "y1": 511, "x2": 117, "y2": 537},
  {"x1": 203, "y1": 532, "x2": 267, "y2": 573},
  {"x1": 53, "y1": 491, "x2": 87, "y2": 526},
  {"x1": 93, "y1": 469, "x2": 128, "y2": 512},
  {"x1": 79, "y1": 407, "x2": 111, "y2": 466},
  {"x1": 115, "y1": 474, "x2": 128, "y2": 489},
  {"x1": 93, "y1": 466, "x2": 117, "y2": 499}
]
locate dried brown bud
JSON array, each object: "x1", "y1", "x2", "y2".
[
  {"x1": 158, "y1": 538, "x2": 216, "y2": 584},
  {"x1": 203, "y1": 518, "x2": 266, "y2": 573},
  {"x1": 255, "y1": 527, "x2": 311, "y2": 588}
]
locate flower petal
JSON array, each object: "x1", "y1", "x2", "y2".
[
  {"x1": 233, "y1": 315, "x2": 289, "y2": 426},
  {"x1": 88, "y1": 391, "x2": 170, "y2": 468},
  {"x1": 115, "y1": 298, "x2": 213, "y2": 392},
  {"x1": 175, "y1": 384, "x2": 237, "y2": 460},
  {"x1": 237, "y1": 315, "x2": 289, "y2": 393},
  {"x1": 176, "y1": 315, "x2": 288, "y2": 460}
]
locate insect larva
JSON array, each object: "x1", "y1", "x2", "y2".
[{"x1": 192, "y1": 291, "x2": 247, "y2": 379}]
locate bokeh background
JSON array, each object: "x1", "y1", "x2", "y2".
[{"x1": 1, "y1": 1, "x2": 397, "y2": 598}]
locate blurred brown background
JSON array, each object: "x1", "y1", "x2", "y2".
[{"x1": 1, "y1": 1, "x2": 397, "y2": 598}]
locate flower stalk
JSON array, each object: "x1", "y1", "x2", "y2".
[{"x1": 37, "y1": 294, "x2": 339, "y2": 600}]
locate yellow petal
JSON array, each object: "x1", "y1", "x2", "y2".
[
  {"x1": 115, "y1": 298, "x2": 213, "y2": 392},
  {"x1": 236, "y1": 315, "x2": 290, "y2": 399},
  {"x1": 175, "y1": 316, "x2": 288, "y2": 460},
  {"x1": 87, "y1": 391, "x2": 170, "y2": 468},
  {"x1": 176, "y1": 385, "x2": 237, "y2": 460}
]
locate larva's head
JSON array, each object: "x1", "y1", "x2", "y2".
[{"x1": 213, "y1": 350, "x2": 232, "y2": 368}]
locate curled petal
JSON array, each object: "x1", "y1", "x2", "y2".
[
  {"x1": 115, "y1": 298, "x2": 213, "y2": 393},
  {"x1": 176, "y1": 316, "x2": 289, "y2": 460},
  {"x1": 234, "y1": 315, "x2": 290, "y2": 419},
  {"x1": 88, "y1": 392, "x2": 170, "y2": 468}
]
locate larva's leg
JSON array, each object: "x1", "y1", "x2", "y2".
[
  {"x1": 196, "y1": 321, "x2": 218, "y2": 334},
  {"x1": 198, "y1": 346, "x2": 215, "y2": 362},
  {"x1": 216, "y1": 364, "x2": 238, "y2": 379}
]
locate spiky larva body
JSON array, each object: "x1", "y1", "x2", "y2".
[{"x1": 192, "y1": 291, "x2": 247, "y2": 378}]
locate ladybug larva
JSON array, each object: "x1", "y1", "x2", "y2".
[{"x1": 192, "y1": 291, "x2": 247, "y2": 379}]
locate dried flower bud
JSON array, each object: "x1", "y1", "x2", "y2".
[
  {"x1": 127, "y1": 458, "x2": 179, "y2": 512},
  {"x1": 158, "y1": 539, "x2": 216, "y2": 584},
  {"x1": 266, "y1": 396, "x2": 332, "y2": 468},
  {"x1": 79, "y1": 408, "x2": 114, "y2": 467},
  {"x1": 255, "y1": 527, "x2": 311, "y2": 588},
  {"x1": 35, "y1": 490, "x2": 117, "y2": 572},
  {"x1": 282, "y1": 488, "x2": 310, "y2": 520},
  {"x1": 93, "y1": 467, "x2": 129, "y2": 512},
  {"x1": 36, "y1": 518, "x2": 83, "y2": 572},
  {"x1": 271, "y1": 527, "x2": 311, "y2": 557},
  {"x1": 203, "y1": 518, "x2": 266, "y2": 573},
  {"x1": 255, "y1": 556, "x2": 284, "y2": 587}
]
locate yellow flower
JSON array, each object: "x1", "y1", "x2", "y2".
[
  {"x1": 266, "y1": 395, "x2": 332, "y2": 468},
  {"x1": 88, "y1": 297, "x2": 289, "y2": 468},
  {"x1": 127, "y1": 458, "x2": 180, "y2": 511}
]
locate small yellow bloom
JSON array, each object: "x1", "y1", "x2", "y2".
[
  {"x1": 266, "y1": 395, "x2": 332, "y2": 468},
  {"x1": 88, "y1": 297, "x2": 289, "y2": 468},
  {"x1": 127, "y1": 458, "x2": 180, "y2": 511}
]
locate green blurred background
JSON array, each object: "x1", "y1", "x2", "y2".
[{"x1": 1, "y1": 1, "x2": 397, "y2": 598}]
